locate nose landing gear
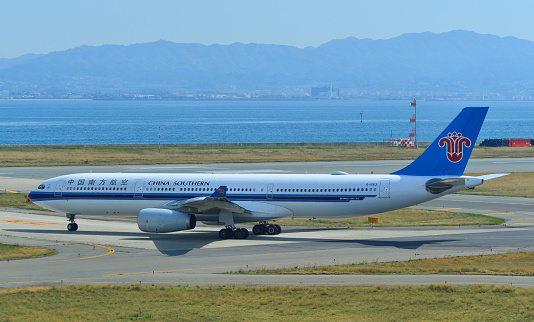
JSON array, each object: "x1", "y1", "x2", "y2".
[{"x1": 66, "y1": 214, "x2": 78, "y2": 231}]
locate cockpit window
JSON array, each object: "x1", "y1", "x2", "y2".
[{"x1": 38, "y1": 184, "x2": 45, "y2": 189}]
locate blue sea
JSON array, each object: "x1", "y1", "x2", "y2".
[{"x1": 0, "y1": 100, "x2": 532, "y2": 145}]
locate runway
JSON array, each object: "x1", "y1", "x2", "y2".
[{"x1": 1, "y1": 159, "x2": 534, "y2": 288}]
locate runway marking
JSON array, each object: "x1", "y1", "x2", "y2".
[
  {"x1": 482, "y1": 212, "x2": 516, "y2": 216},
  {"x1": 6, "y1": 190, "x2": 18, "y2": 193},
  {"x1": 510, "y1": 218, "x2": 534, "y2": 221},
  {"x1": 439, "y1": 208, "x2": 462, "y2": 211},
  {"x1": 0, "y1": 244, "x2": 114, "y2": 266},
  {"x1": 0, "y1": 219, "x2": 59, "y2": 226},
  {"x1": 493, "y1": 160, "x2": 534, "y2": 164},
  {"x1": 447, "y1": 199, "x2": 534, "y2": 206}
]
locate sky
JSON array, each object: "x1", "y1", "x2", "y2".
[{"x1": 1, "y1": 0, "x2": 533, "y2": 58}]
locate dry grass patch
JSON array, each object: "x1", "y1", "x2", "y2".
[
  {"x1": 0, "y1": 145, "x2": 532, "y2": 167},
  {"x1": 0, "y1": 193, "x2": 50, "y2": 211},
  {"x1": 0, "y1": 284, "x2": 533, "y2": 320},
  {"x1": 243, "y1": 252, "x2": 534, "y2": 277},
  {"x1": 0, "y1": 145, "x2": 423, "y2": 166},
  {"x1": 461, "y1": 172, "x2": 534, "y2": 198},
  {"x1": 274, "y1": 208, "x2": 503, "y2": 227},
  {"x1": 0, "y1": 244, "x2": 57, "y2": 261},
  {"x1": 471, "y1": 146, "x2": 534, "y2": 158}
]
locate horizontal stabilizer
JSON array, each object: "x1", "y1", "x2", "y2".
[{"x1": 476, "y1": 173, "x2": 510, "y2": 180}]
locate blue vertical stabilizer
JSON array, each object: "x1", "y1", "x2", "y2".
[{"x1": 391, "y1": 107, "x2": 489, "y2": 176}]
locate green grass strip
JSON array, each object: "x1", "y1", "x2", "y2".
[{"x1": 1, "y1": 284, "x2": 533, "y2": 320}]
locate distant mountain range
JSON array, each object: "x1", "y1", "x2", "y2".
[{"x1": 1, "y1": 30, "x2": 534, "y2": 98}]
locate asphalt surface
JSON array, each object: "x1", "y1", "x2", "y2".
[{"x1": 1, "y1": 159, "x2": 533, "y2": 288}]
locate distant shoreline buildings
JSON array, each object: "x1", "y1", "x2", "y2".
[
  {"x1": 311, "y1": 84, "x2": 341, "y2": 99},
  {"x1": 1, "y1": 87, "x2": 532, "y2": 101}
]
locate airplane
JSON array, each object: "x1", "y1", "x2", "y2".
[{"x1": 28, "y1": 106, "x2": 506, "y2": 239}]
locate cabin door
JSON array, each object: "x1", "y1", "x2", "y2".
[
  {"x1": 54, "y1": 180, "x2": 66, "y2": 197},
  {"x1": 134, "y1": 180, "x2": 144, "y2": 198},
  {"x1": 379, "y1": 180, "x2": 390, "y2": 198},
  {"x1": 266, "y1": 184, "x2": 274, "y2": 199}
]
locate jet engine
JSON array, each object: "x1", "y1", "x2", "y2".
[{"x1": 137, "y1": 208, "x2": 196, "y2": 233}]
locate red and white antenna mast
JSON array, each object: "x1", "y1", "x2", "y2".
[{"x1": 409, "y1": 99, "x2": 417, "y2": 148}]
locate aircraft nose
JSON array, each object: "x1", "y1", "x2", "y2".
[{"x1": 28, "y1": 190, "x2": 37, "y2": 201}]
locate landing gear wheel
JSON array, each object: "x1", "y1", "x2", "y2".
[
  {"x1": 274, "y1": 224, "x2": 281, "y2": 235},
  {"x1": 66, "y1": 214, "x2": 78, "y2": 231},
  {"x1": 219, "y1": 228, "x2": 234, "y2": 239},
  {"x1": 266, "y1": 225, "x2": 278, "y2": 235},
  {"x1": 233, "y1": 228, "x2": 243, "y2": 239},
  {"x1": 234, "y1": 228, "x2": 250, "y2": 239},
  {"x1": 253, "y1": 224, "x2": 266, "y2": 235}
]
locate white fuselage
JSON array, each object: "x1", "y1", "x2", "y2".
[{"x1": 29, "y1": 172, "x2": 483, "y2": 223}]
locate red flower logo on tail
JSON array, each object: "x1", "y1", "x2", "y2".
[{"x1": 439, "y1": 132, "x2": 471, "y2": 163}]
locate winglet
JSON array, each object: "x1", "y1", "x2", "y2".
[
  {"x1": 391, "y1": 107, "x2": 489, "y2": 176},
  {"x1": 210, "y1": 186, "x2": 228, "y2": 198}
]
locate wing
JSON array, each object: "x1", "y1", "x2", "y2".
[{"x1": 161, "y1": 186, "x2": 248, "y2": 214}]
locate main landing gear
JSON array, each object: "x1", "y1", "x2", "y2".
[
  {"x1": 217, "y1": 222, "x2": 281, "y2": 240},
  {"x1": 218, "y1": 210, "x2": 250, "y2": 240},
  {"x1": 253, "y1": 221, "x2": 281, "y2": 235},
  {"x1": 219, "y1": 227, "x2": 249, "y2": 239},
  {"x1": 66, "y1": 214, "x2": 78, "y2": 231},
  {"x1": 216, "y1": 212, "x2": 280, "y2": 240}
]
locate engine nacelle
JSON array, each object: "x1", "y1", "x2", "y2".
[{"x1": 137, "y1": 208, "x2": 196, "y2": 233}]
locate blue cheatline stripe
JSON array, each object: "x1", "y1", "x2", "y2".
[{"x1": 29, "y1": 192, "x2": 374, "y2": 203}]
